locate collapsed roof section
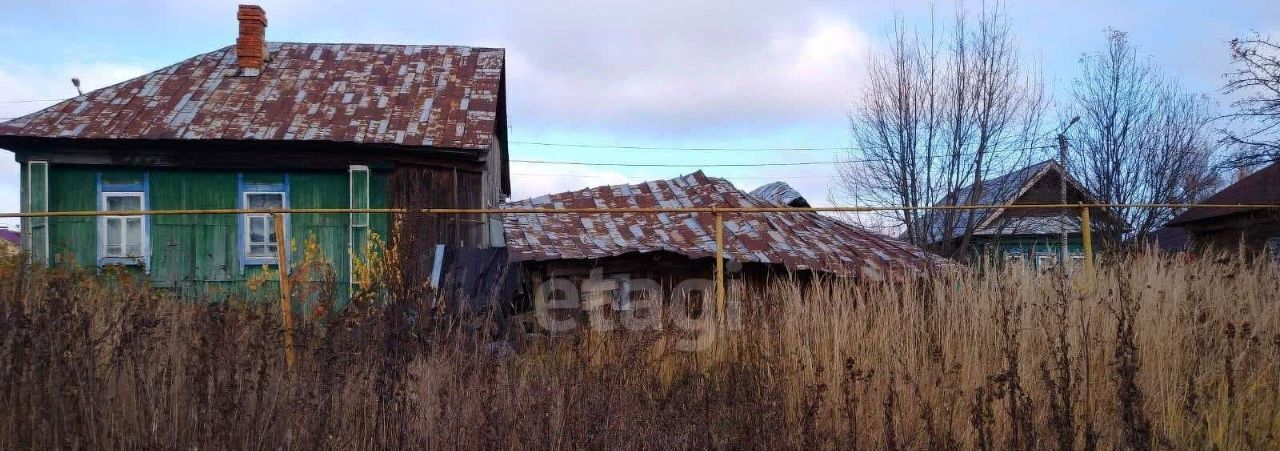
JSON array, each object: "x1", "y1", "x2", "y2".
[{"x1": 503, "y1": 171, "x2": 948, "y2": 280}]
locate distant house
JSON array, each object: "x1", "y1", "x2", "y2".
[
  {"x1": 1140, "y1": 227, "x2": 1192, "y2": 253},
  {"x1": 0, "y1": 229, "x2": 18, "y2": 256},
  {"x1": 1165, "y1": 162, "x2": 1280, "y2": 258},
  {"x1": 923, "y1": 160, "x2": 1125, "y2": 268},
  {"x1": 0, "y1": 5, "x2": 508, "y2": 300},
  {"x1": 502, "y1": 171, "x2": 947, "y2": 317}
]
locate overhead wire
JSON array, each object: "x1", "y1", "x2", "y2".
[{"x1": 0, "y1": 98, "x2": 66, "y2": 104}]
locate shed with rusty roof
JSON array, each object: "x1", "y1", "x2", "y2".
[
  {"x1": 501, "y1": 172, "x2": 947, "y2": 321},
  {"x1": 0, "y1": 5, "x2": 508, "y2": 302}
]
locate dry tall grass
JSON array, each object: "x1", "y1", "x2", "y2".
[{"x1": 0, "y1": 253, "x2": 1277, "y2": 449}]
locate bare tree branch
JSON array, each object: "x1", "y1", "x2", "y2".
[
  {"x1": 836, "y1": 2, "x2": 1048, "y2": 260},
  {"x1": 1220, "y1": 33, "x2": 1280, "y2": 166},
  {"x1": 1067, "y1": 29, "x2": 1222, "y2": 244}
]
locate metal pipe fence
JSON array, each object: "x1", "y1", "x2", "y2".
[{"x1": 7, "y1": 202, "x2": 1280, "y2": 368}]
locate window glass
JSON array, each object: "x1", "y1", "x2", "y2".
[
  {"x1": 243, "y1": 191, "x2": 283, "y2": 259},
  {"x1": 247, "y1": 193, "x2": 283, "y2": 209},
  {"x1": 249, "y1": 216, "x2": 267, "y2": 243},
  {"x1": 101, "y1": 192, "x2": 146, "y2": 261},
  {"x1": 106, "y1": 195, "x2": 142, "y2": 211},
  {"x1": 105, "y1": 217, "x2": 123, "y2": 256},
  {"x1": 125, "y1": 217, "x2": 143, "y2": 257}
]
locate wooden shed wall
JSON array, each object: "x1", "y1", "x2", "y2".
[
  {"x1": 388, "y1": 165, "x2": 489, "y2": 285},
  {"x1": 1184, "y1": 211, "x2": 1280, "y2": 256}
]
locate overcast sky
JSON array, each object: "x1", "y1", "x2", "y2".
[{"x1": 1, "y1": 0, "x2": 1277, "y2": 226}]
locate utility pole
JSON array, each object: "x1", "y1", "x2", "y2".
[{"x1": 1058, "y1": 116, "x2": 1080, "y2": 267}]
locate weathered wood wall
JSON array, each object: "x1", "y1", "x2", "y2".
[
  {"x1": 387, "y1": 165, "x2": 487, "y2": 294},
  {"x1": 33, "y1": 164, "x2": 390, "y2": 301},
  {"x1": 1185, "y1": 211, "x2": 1280, "y2": 256}
]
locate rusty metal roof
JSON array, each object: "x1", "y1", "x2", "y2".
[
  {"x1": 749, "y1": 181, "x2": 810, "y2": 207},
  {"x1": 0, "y1": 43, "x2": 504, "y2": 151},
  {"x1": 503, "y1": 171, "x2": 948, "y2": 279}
]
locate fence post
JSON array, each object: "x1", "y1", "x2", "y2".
[
  {"x1": 1079, "y1": 205, "x2": 1094, "y2": 270},
  {"x1": 273, "y1": 212, "x2": 296, "y2": 370},
  {"x1": 715, "y1": 211, "x2": 725, "y2": 318}
]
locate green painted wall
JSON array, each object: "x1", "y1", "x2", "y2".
[
  {"x1": 968, "y1": 234, "x2": 1088, "y2": 268},
  {"x1": 28, "y1": 164, "x2": 389, "y2": 303}
]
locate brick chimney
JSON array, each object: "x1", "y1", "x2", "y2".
[{"x1": 236, "y1": 5, "x2": 268, "y2": 74}]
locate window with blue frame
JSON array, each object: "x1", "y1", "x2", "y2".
[
  {"x1": 239, "y1": 174, "x2": 289, "y2": 266},
  {"x1": 244, "y1": 192, "x2": 284, "y2": 258},
  {"x1": 98, "y1": 174, "x2": 149, "y2": 266}
]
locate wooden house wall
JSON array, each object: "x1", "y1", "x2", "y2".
[
  {"x1": 32, "y1": 164, "x2": 391, "y2": 301},
  {"x1": 969, "y1": 234, "x2": 1086, "y2": 268},
  {"x1": 1009, "y1": 174, "x2": 1092, "y2": 217},
  {"x1": 1184, "y1": 211, "x2": 1280, "y2": 256},
  {"x1": 388, "y1": 165, "x2": 489, "y2": 285},
  {"x1": 517, "y1": 252, "x2": 794, "y2": 329}
]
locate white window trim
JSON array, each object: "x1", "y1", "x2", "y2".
[
  {"x1": 242, "y1": 191, "x2": 287, "y2": 261},
  {"x1": 26, "y1": 160, "x2": 49, "y2": 264},
  {"x1": 98, "y1": 191, "x2": 148, "y2": 265},
  {"x1": 349, "y1": 165, "x2": 370, "y2": 293}
]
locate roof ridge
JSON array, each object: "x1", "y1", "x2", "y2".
[{"x1": 267, "y1": 41, "x2": 505, "y2": 51}]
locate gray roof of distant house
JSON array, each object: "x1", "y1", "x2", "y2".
[{"x1": 922, "y1": 160, "x2": 1116, "y2": 243}]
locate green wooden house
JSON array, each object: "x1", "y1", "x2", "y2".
[
  {"x1": 0, "y1": 5, "x2": 509, "y2": 301},
  {"x1": 922, "y1": 160, "x2": 1125, "y2": 268}
]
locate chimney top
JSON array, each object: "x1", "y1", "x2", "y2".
[{"x1": 236, "y1": 4, "x2": 268, "y2": 75}]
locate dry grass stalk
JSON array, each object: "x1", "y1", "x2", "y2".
[{"x1": 0, "y1": 251, "x2": 1277, "y2": 449}]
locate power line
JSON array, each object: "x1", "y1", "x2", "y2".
[
  {"x1": 0, "y1": 98, "x2": 65, "y2": 104},
  {"x1": 511, "y1": 140, "x2": 843, "y2": 152},
  {"x1": 511, "y1": 159, "x2": 833, "y2": 168},
  {"x1": 509, "y1": 144, "x2": 1058, "y2": 168},
  {"x1": 511, "y1": 140, "x2": 1058, "y2": 155},
  {"x1": 512, "y1": 172, "x2": 829, "y2": 180}
]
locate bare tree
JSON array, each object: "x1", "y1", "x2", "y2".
[
  {"x1": 836, "y1": 3, "x2": 1048, "y2": 259},
  {"x1": 1066, "y1": 29, "x2": 1220, "y2": 244},
  {"x1": 1221, "y1": 34, "x2": 1280, "y2": 166}
]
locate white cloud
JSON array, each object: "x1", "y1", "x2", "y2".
[{"x1": 488, "y1": 2, "x2": 869, "y2": 132}]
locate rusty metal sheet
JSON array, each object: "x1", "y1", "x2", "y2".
[
  {"x1": 749, "y1": 181, "x2": 809, "y2": 207},
  {"x1": 503, "y1": 171, "x2": 949, "y2": 279},
  {"x1": 0, "y1": 43, "x2": 504, "y2": 151}
]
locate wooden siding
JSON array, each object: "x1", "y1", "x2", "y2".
[
  {"x1": 1183, "y1": 211, "x2": 1280, "y2": 257},
  {"x1": 29, "y1": 164, "x2": 392, "y2": 302},
  {"x1": 388, "y1": 165, "x2": 487, "y2": 290}
]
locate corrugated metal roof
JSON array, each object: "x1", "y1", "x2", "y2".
[
  {"x1": 503, "y1": 171, "x2": 948, "y2": 279},
  {"x1": 923, "y1": 160, "x2": 1056, "y2": 243},
  {"x1": 1166, "y1": 162, "x2": 1280, "y2": 226},
  {"x1": 749, "y1": 181, "x2": 810, "y2": 207},
  {"x1": 0, "y1": 43, "x2": 504, "y2": 151},
  {"x1": 921, "y1": 160, "x2": 1120, "y2": 242}
]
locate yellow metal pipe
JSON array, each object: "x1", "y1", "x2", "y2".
[
  {"x1": 1080, "y1": 205, "x2": 1094, "y2": 269},
  {"x1": 715, "y1": 212, "x2": 725, "y2": 318},
  {"x1": 273, "y1": 213, "x2": 296, "y2": 371}
]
